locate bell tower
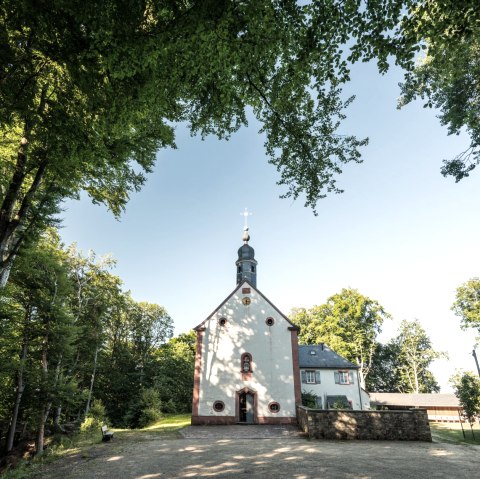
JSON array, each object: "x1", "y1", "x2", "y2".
[{"x1": 236, "y1": 227, "x2": 257, "y2": 287}]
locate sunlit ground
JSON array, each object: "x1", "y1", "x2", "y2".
[{"x1": 430, "y1": 421, "x2": 480, "y2": 445}]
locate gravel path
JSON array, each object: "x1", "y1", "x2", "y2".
[{"x1": 32, "y1": 428, "x2": 480, "y2": 479}]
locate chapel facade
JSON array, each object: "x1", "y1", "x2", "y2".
[{"x1": 191, "y1": 228, "x2": 301, "y2": 425}]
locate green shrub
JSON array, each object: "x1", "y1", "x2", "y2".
[
  {"x1": 301, "y1": 390, "x2": 318, "y2": 408},
  {"x1": 124, "y1": 388, "x2": 162, "y2": 428},
  {"x1": 138, "y1": 407, "x2": 162, "y2": 428},
  {"x1": 81, "y1": 399, "x2": 108, "y2": 432}
]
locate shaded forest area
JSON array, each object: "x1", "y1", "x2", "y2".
[{"x1": 0, "y1": 230, "x2": 195, "y2": 462}]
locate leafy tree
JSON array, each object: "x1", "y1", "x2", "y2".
[
  {"x1": 0, "y1": 229, "x2": 173, "y2": 452},
  {"x1": 366, "y1": 342, "x2": 404, "y2": 392},
  {"x1": 0, "y1": 0, "x2": 372, "y2": 286},
  {"x1": 123, "y1": 387, "x2": 162, "y2": 429},
  {"x1": 291, "y1": 288, "x2": 390, "y2": 387},
  {"x1": 0, "y1": 231, "x2": 77, "y2": 456},
  {"x1": 451, "y1": 371, "x2": 480, "y2": 439},
  {"x1": 154, "y1": 332, "x2": 196, "y2": 413},
  {"x1": 398, "y1": 1, "x2": 480, "y2": 181},
  {"x1": 4, "y1": 2, "x2": 480, "y2": 287},
  {"x1": 391, "y1": 319, "x2": 444, "y2": 394},
  {"x1": 452, "y1": 278, "x2": 480, "y2": 334},
  {"x1": 129, "y1": 301, "x2": 174, "y2": 387}
]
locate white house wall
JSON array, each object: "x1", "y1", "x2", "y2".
[
  {"x1": 197, "y1": 282, "x2": 297, "y2": 421},
  {"x1": 300, "y1": 368, "x2": 364, "y2": 410}
]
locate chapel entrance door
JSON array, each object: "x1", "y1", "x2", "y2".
[{"x1": 239, "y1": 392, "x2": 255, "y2": 424}]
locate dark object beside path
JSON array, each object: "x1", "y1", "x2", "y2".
[{"x1": 101, "y1": 425, "x2": 113, "y2": 442}]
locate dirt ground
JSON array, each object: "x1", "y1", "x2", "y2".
[{"x1": 32, "y1": 426, "x2": 480, "y2": 479}]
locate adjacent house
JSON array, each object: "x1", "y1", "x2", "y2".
[{"x1": 299, "y1": 344, "x2": 370, "y2": 410}]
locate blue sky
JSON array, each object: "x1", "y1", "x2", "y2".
[{"x1": 59, "y1": 60, "x2": 479, "y2": 391}]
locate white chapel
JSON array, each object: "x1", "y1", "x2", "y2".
[{"x1": 191, "y1": 228, "x2": 367, "y2": 425}]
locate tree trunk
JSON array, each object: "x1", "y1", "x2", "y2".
[
  {"x1": 0, "y1": 260, "x2": 13, "y2": 288},
  {"x1": 412, "y1": 361, "x2": 419, "y2": 394},
  {"x1": 85, "y1": 345, "x2": 99, "y2": 416},
  {"x1": 6, "y1": 308, "x2": 31, "y2": 451},
  {"x1": 35, "y1": 407, "x2": 48, "y2": 457},
  {"x1": 53, "y1": 406, "x2": 62, "y2": 433},
  {"x1": 35, "y1": 325, "x2": 50, "y2": 457}
]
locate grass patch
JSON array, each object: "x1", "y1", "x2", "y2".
[
  {"x1": 114, "y1": 413, "x2": 191, "y2": 440},
  {"x1": 430, "y1": 422, "x2": 480, "y2": 445}
]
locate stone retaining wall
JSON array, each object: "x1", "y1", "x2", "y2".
[{"x1": 296, "y1": 405, "x2": 432, "y2": 441}]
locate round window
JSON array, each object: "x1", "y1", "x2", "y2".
[
  {"x1": 268, "y1": 402, "x2": 280, "y2": 413},
  {"x1": 265, "y1": 317, "x2": 275, "y2": 326},
  {"x1": 218, "y1": 317, "x2": 227, "y2": 326},
  {"x1": 213, "y1": 401, "x2": 225, "y2": 412},
  {"x1": 242, "y1": 297, "x2": 251, "y2": 306}
]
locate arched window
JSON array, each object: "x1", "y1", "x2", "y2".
[{"x1": 241, "y1": 353, "x2": 252, "y2": 373}]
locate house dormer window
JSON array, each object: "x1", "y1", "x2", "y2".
[{"x1": 241, "y1": 353, "x2": 252, "y2": 373}]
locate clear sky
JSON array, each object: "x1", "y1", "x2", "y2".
[{"x1": 59, "y1": 60, "x2": 479, "y2": 392}]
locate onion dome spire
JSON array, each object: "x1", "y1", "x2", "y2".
[{"x1": 236, "y1": 225, "x2": 257, "y2": 287}]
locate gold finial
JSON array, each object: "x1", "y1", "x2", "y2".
[{"x1": 240, "y1": 208, "x2": 252, "y2": 243}]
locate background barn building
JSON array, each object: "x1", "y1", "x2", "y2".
[{"x1": 369, "y1": 393, "x2": 461, "y2": 422}]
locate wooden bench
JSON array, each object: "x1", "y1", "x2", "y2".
[{"x1": 101, "y1": 425, "x2": 114, "y2": 442}]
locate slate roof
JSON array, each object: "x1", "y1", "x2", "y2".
[
  {"x1": 369, "y1": 393, "x2": 460, "y2": 408},
  {"x1": 298, "y1": 344, "x2": 358, "y2": 369}
]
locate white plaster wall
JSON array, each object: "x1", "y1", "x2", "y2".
[
  {"x1": 198, "y1": 281, "x2": 296, "y2": 418},
  {"x1": 300, "y1": 368, "x2": 363, "y2": 410}
]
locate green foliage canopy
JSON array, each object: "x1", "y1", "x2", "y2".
[
  {"x1": 398, "y1": 0, "x2": 480, "y2": 181},
  {"x1": 452, "y1": 278, "x2": 480, "y2": 334},
  {"x1": 3, "y1": 1, "x2": 480, "y2": 286},
  {"x1": 0, "y1": 230, "x2": 175, "y2": 451},
  {"x1": 368, "y1": 319, "x2": 444, "y2": 393},
  {"x1": 451, "y1": 371, "x2": 480, "y2": 431},
  {"x1": 291, "y1": 288, "x2": 390, "y2": 386}
]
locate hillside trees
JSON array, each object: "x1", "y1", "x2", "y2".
[
  {"x1": 367, "y1": 320, "x2": 445, "y2": 393},
  {"x1": 451, "y1": 371, "x2": 480, "y2": 439},
  {"x1": 0, "y1": 231, "x2": 76, "y2": 455},
  {"x1": 2, "y1": 2, "x2": 480, "y2": 286},
  {"x1": 154, "y1": 332, "x2": 196, "y2": 413},
  {"x1": 0, "y1": 231, "x2": 174, "y2": 455},
  {"x1": 451, "y1": 278, "x2": 480, "y2": 334},
  {"x1": 292, "y1": 290, "x2": 444, "y2": 393},
  {"x1": 290, "y1": 288, "x2": 390, "y2": 387},
  {"x1": 365, "y1": 342, "x2": 404, "y2": 392}
]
